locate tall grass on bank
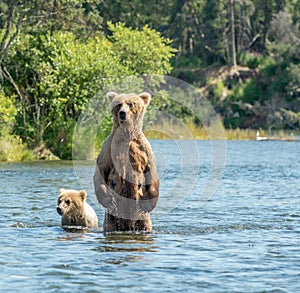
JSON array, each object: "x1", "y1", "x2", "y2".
[
  {"x1": 226, "y1": 128, "x2": 259, "y2": 140},
  {"x1": 0, "y1": 135, "x2": 34, "y2": 162},
  {"x1": 145, "y1": 119, "x2": 296, "y2": 141}
]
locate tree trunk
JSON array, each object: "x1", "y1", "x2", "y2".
[
  {"x1": 0, "y1": 0, "x2": 19, "y2": 64},
  {"x1": 230, "y1": 0, "x2": 237, "y2": 68}
]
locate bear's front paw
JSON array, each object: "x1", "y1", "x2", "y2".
[
  {"x1": 139, "y1": 197, "x2": 157, "y2": 213},
  {"x1": 103, "y1": 195, "x2": 117, "y2": 212},
  {"x1": 97, "y1": 184, "x2": 117, "y2": 210}
]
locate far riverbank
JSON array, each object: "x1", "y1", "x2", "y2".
[{"x1": 0, "y1": 128, "x2": 298, "y2": 162}]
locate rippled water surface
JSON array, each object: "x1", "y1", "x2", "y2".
[{"x1": 0, "y1": 140, "x2": 299, "y2": 292}]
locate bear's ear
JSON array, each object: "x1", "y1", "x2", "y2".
[
  {"x1": 79, "y1": 190, "x2": 87, "y2": 201},
  {"x1": 139, "y1": 92, "x2": 151, "y2": 107},
  {"x1": 106, "y1": 92, "x2": 118, "y2": 104},
  {"x1": 59, "y1": 188, "x2": 66, "y2": 194}
]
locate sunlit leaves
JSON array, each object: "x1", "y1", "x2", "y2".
[{"x1": 3, "y1": 22, "x2": 175, "y2": 157}]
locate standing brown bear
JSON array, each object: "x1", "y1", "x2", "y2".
[{"x1": 94, "y1": 92, "x2": 159, "y2": 233}]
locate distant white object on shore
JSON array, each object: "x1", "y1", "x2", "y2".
[{"x1": 256, "y1": 131, "x2": 268, "y2": 141}]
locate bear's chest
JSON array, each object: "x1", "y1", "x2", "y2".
[
  {"x1": 110, "y1": 139, "x2": 148, "y2": 173},
  {"x1": 108, "y1": 139, "x2": 148, "y2": 200}
]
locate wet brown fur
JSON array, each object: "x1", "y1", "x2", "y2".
[
  {"x1": 57, "y1": 189, "x2": 98, "y2": 228},
  {"x1": 94, "y1": 92, "x2": 159, "y2": 233}
]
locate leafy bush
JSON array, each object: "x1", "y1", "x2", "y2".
[
  {"x1": 238, "y1": 51, "x2": 265, "y2": 69},
  {"x1": 108, "y1": 22, "x2": 176, "y2": 75},
  {"x1": 213, "y1": 80, "x2": 224, "y2": 100},
  {"x1": 0, "y1": 90, "x2": 17, "y2": 136},
  {"x1": 174, "y1": 56, "x2": 202, "y2": 69},
  {"x1": 0, "y1": 135, "x2": 34, "y2": 162},
  {"x1": 259, "y1": 56, "x2": 277, "y2": 77},
  {"x1": 4, "y1": 23, "x2": 175, "y2": 159},
  {"x1": 287, "y1": 63, "x2": 300, "y2": 99},
  {"x1": 232, "y1": 79, "x2": 262, "y2": 103}
]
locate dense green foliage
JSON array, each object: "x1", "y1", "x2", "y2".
[
  {"x1": 0, "y1": 1, "x2": 175, "y2": 159},
  {"x1": 0, "y1": 0, "x2": 299, "y2": 160},
  {"x1": 0, "y1": 90, "x2": 16, "y2": 135}
]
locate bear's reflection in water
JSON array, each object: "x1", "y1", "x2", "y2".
[
  {"x1": 93, "y1": 233, "x2": 159, "y2": 264},
  {"x1": 57, "y1": 228, "x2": 158, "y2": 263},
  {"x1": 57, "y1": 225, "x2": 101, "y2": 241},
  {"x1": 60, "y1": 225, "x2": 98, "y2": 233}
]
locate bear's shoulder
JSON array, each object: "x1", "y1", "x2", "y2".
[{"x1": 83, "y1": 202, "x2": 99, "y2": 227}]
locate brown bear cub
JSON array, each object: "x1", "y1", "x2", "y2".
[
  {"x1": 94, "y1": 92, "x2": 159, "y2": 233},
  {"x1": 57, "y1": 189, "x2": 98, "y2": 229}
]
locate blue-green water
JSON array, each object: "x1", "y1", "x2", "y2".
[{"x1": 0, "y1": 140, "x2": 299, "y2": 292}]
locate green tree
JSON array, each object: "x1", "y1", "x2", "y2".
[
  {"x1": 249, "y1": 0, "x2": 287, "y2": 51},
  {"x1": 0, "y1": 0, "x2": 102, "y2": 144},
  {"x1": 0, "y1": 90, "x2": 16, "y2": 135},
  {"x1": 235, "y1": 0, "x2": 255, "y2": 52},
  {"x1": 108, "y1": 22, "x2": 175, "y2": 75},
  {"x1": 3, "y1": 22, "x2": 175, "y2": 158},
  {"x1": 97, "y1": 0, "x2": 174, "y2": 32}
]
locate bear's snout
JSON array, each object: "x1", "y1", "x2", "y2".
[
  {"x1": 119, "y1": 110, "x2": 126, "y2": 121},
  {"x1": 56, "y1": 206, "x2": 63, "y2": 215}
]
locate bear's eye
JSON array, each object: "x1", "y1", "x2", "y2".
[
  {"x1": 128, "y1": 102, "x2": 134, "y2": 110},
  {"x1": 117, "y1": 103, "x2": 122, "y2": 109},
  {"x1": 65, "y1": 199, "x2": 71, "y2": 206}
]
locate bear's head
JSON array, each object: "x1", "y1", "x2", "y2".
[
  {"x1": 106, "y1": 92, "x2": 151, "y2": 127},
  {"x1": 56, "y1": 189, "x2": 87, "y2": 217}
]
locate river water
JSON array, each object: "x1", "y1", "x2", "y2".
[{"x1": 0, "y1": 140, "x2": 299, "y2": 292}]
